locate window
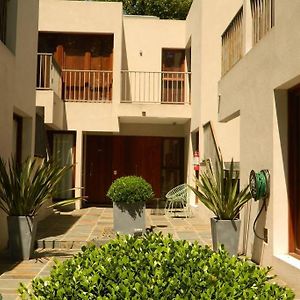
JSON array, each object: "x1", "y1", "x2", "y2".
[
  {"x1": 0, "y1": 0, "x2": 7, "y2": 43},
  {"x1": 161, "y1": 49, "x2": 186, "y2": 103},
  {"x1": 12, "y1": 114, "x2": 22, "y2": 164},
  {"x1": 48, "y1": 132, "x2": 76, "y2": 200}
]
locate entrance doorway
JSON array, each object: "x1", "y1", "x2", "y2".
[
  {"x1": 288, "y1": 86, "x2": 300, "y2": 257},
  {"x1": 84, "y1": 135, "x2": 184, "y2": 206}
]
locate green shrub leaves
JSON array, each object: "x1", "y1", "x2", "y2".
[
  {"x1": 19, "y1": 233, "x2": 294, "y2": 299},
  {"x1": 107, "y1": 176, "x2": 154, "y2": 203},
  {"x1": 86, "y1": 0, "x2": 193, "y2": 20}
]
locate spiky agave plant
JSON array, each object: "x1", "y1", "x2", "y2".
[
  {"x1": 0, "y1": 157, "x2": 77, "y2": 216},
  {"x1": 189, "y1": 159, "x2": 252, "y2": 220}
]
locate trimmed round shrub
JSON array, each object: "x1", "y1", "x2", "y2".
[
  {"x1": 19, "y1": 233, "x2": 295, "y2": 299},
  {"x1": 107, "y1": 176, "x2": 154, "y2": 204}
]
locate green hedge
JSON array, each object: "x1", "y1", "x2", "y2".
[
  {"x1": 84, "y1": 0, "x2": 193, "y2": 20},
  {"x1": 19, "y1": 233, "x2": 294, "y2": 299}
]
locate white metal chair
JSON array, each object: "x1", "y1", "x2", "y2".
[{"x1": 164, "y1": 183, "x2": 191, "y2": 218}]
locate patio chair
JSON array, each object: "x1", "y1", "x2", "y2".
[{"x1": 165, "y1": 183, "x2": 191, "y2": 218}]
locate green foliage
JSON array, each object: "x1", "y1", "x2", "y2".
[
  {"x1": 0, "y1": 157, "x2": 77, "y2": 216},
  {"x1": 189, "y1": 159, "x2": 252, "y2": 220},
  {"x1": 19, "y1": 233, "x2": 294, "y2": 299},
  {"x1": 85, "y1": 0, "x2": 193, "y2": 20},
  {"x1": 107, "y1": 175, "x2": 153, "y2": 204}
]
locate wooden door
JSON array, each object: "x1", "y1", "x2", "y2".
[
  {"x1": 84, "y1": 135, "x2": 183, "y2": 205},
  {"x1": 112, "y1": 136, "x2": 161, "y2": 198},
  {"x1": 85, "y1": 136, "x2": 112, "y2": 205},
  {"x1": 289, "y1": 87, "x2": 300, "y2": 256},
  {"x1": 161, "y1": 49, "x2": 185, "y2": 103}
]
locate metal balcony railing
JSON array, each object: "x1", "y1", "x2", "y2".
[
  {"x1": 221, "y1": 7, "x2": 244, "y2": 76},
  {"x1": 62, "y1": 69, "x2": 113, "y2": 102},
  {"x1": 36, "y1": 53, "x2": 62, "y2": 96},
  {"x1": 251, "y1": 0, "x2": 274, "y2": 45},
  {"x1": 121, "y1": 70, "x2": 191, "y2": 104}
]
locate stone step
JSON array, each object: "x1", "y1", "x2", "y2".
[{"x1": 35, "y1": 238, "x2": 111, "y2": 250}]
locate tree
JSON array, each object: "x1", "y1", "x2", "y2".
[{"x1": 86, "y1": 0, "x2": 193, "y2": 20}]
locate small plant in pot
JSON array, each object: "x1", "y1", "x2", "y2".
[
  {"x1": 189, "y1": 158, "x2": 252, "y2": 256},
  {"x1": 107, "y1": 176, "x2": 154, "y2": 234},
  {"x1": 0, "y1": 157, "x2": 76, "y2": 260}
]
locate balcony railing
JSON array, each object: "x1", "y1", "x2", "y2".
[
  {"x1": 121, "y1": 71, "x2": 191, "y2": 104},
  {"x1": 37, "y1": 53, "x2": 62, "y2": 96},
  {"x1": 221, "y1": 7, "x2": 244, "y2": 76},
  {"x1": 62, "y1": 70, "x2": 113, "y2": 102},
  {"x1": 251, "y1": 0, "x2": 274, "y2": 45},
  {"x1": 37, "y1": 53, "x2": 53, "y2": 89}
]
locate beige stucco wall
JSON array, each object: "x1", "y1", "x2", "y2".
[
  {"x1": 219, "y1": 0, "x2": 300, "y2": 295},
  {"x1": 186, "y1": 0, "x2": 241, "y2": 164},
  {"x1": 38, "y1": 1, "x2": 191, "y2": 208},
  {"x1": 0, "y1": 0, "x2": 39, "y2": 250}
]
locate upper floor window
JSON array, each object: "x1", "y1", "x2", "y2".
[
  {"x1": 251, "y1": 0, "x2": 275, "y2": 45},
  {"x1": 0, "y1": 0, "x2": 7, "y2": 44},
  {"x1": 161, "y1": 49, "x2": 186, "y2": 103}
]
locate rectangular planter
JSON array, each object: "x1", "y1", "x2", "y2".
[
  {"x1": 7, "y1": 216, "x2": 37, "y2": 260},
  {"x1": 113, "y1": 202, "x2": 145, "y2": 235},
  {"x1": 210, "y1": 218, "x2": 241, "y2": 256}
]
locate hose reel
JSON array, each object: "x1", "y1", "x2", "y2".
[
  {"x1": 249, "y1": 169, "x2": 270, "y2": 201},
  {"x1": 249, "y1": 169, "x2": 270, "y2": 242}
]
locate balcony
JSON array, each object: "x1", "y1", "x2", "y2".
[
  {"x1": 251, "y1": 0, "x2": 274, "y2": 45},
  {"x1": 121, "y1": 70, "x2": 191, "y2": 104},
  {"x1": 221, "y1": 7, "x2": 244, "y2": 76},
  {"x1": 36, "y1": 53, "x2": 113, "y2": 102},
  {"x1": 37, "y1": 54, "x2": 191, "y2": 105}
]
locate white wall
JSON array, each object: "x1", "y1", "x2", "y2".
[
  {"x1": 186, "y1": 0, "x2": 241, "y2": 163},
  {"x1": 219, "y1": 0, "x2": 300, "y2": 294},
  {"x1": 0, "y1": 0, "x2": 39, "y2": 250}
]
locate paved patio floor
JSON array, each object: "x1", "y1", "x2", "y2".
[
  {"x1": 0, "y1": 207, "x2": 212, "y2": 299},
  {"x1": 0, "y1": 207, "x2": 297, "y2": 299}
]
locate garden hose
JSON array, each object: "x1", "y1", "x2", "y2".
[
  {"x1": 249, "y1": 170, "x2": 270, "y2": 241},
  {"x1": 249, "y1": 170, "x2": 269, "y2": 201}
]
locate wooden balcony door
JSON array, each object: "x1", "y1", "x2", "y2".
[
  {"x1": 288, "y1": 86, "x2": 300, "y2": 257},
  {"x1": 161, "y1": 49, "x2": 185, "y2": 103},
  {"x1": 84, "y1": 135, "x2": 184, "y2": 206}
]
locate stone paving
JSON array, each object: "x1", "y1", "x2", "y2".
[
  {"x1": 0, "y1": 207, "x2": 211, "y2": 299},
  {"x1": 0, "y1": 207, "x2": 298, "y2": 299}
]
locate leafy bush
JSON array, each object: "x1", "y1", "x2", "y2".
[
  {"x1": 107, "y1": 176, "x2": 154, "y2": 204},
  {"x1": 85, "y1": 0, "x2": 193, "y2": 20},
  {"x1": 19, "y1": 233, "x2": 294, "y2": 299},
  {"x1": 0, "y1": 157, "x2": 76, "y2": 216}
]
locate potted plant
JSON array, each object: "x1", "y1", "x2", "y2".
[
  {"x1": 0, "y1": 157, "x2": 76, "y2": 260},
  {"x1": 189, "y1": 158, "x2": 252, "y2": 256},
  {"x1": 107, "y1": 176, "x2": 154, "y2": 234}
]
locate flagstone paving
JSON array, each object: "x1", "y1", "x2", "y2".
[{"x1": 0, "y1": 207, "x2": 296, "y2": 299}]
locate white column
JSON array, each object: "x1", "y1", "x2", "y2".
[{"x1": 75, "y1": 130, "x2": 83, "y2": 210}]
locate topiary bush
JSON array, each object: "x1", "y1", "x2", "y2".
[
  {"x1": 19, "y1": 233, "x2": 295, "y2": 299},
  {"x1": 107, "y1": 176, "x2": 154, "y2": 204}
]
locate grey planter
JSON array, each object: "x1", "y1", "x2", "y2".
[
  {"x1": 210, "y1": 218, "x2": 241, "y2": 256},
  {"x1": 113, "y1": 202, "x2": 145, "y2": 235},
  {"x1": 7, "y1": 216, "x2": 37, "y2": 260}
]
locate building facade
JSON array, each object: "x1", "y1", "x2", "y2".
[
  {"x1": 219, "y1": 0, "x2": 300, "y2": 293},
  {"x1": 1, "y1": 0, "x2": 300, "y2": 295},
  {"x1": 0, "y1": 0, "x2": 38, "y2": 250}
]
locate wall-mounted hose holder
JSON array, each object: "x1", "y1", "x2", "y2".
[
  {"x1": 249, "y1": 169, "x2": 270, "y2": 201},
  {"x1": 249, "y1": 169, "x2": 270, "y2": 242}
]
